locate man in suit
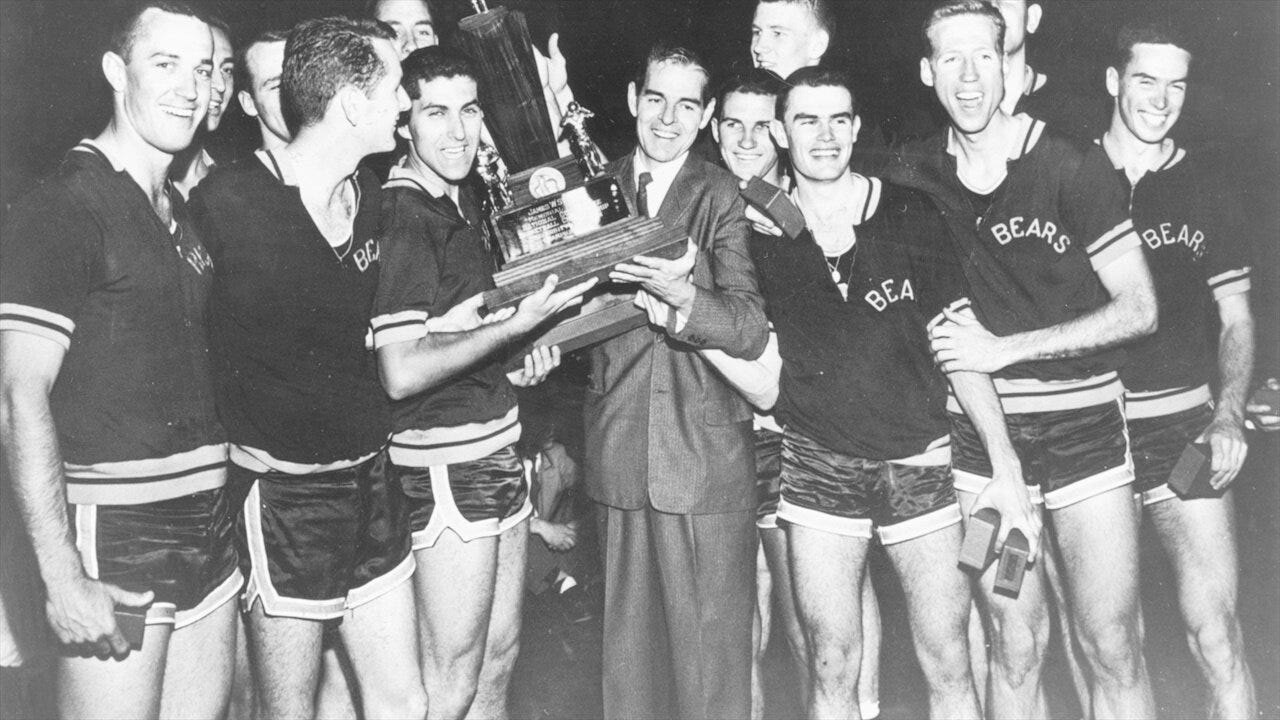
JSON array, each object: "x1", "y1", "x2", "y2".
[{"x1": 584, "y1": 43, "x2": 770, "y2": 720}]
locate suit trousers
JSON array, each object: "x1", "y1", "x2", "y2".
[{"x1": 601, "y1": 502, "x2": 756, "y2": 720}]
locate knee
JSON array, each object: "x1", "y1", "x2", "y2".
[
  {"x1": 916, "y1": 635, "x2": 973, "y2": 689},
  {"x1": 1079, "y1": 619, "x2": 1144, "y2": 684},
  {"x1": 809, "y1": 637, "x2": 860, "y2": 682},
  {"x1": 366, "y1": 684, "x2": 428, "y2": 720},
  {"x1": 428, "y1": 683, "x2": 478, "y2": 720},
  {"x1": 989, "y1": 612, "x2": 1050, "y2": 687},
  {"x1": 484, "y1": 626, "x2": 521, "y2": 672},
  {"x1": 1186, "y1": 613, "x2": 1245, "y2": 677}
]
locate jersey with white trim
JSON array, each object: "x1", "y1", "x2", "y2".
[
  {"x1": 370, "y1": 166, "x2": 518, "y2": 466},
  {"x1": 892, "y1": 116, "x2": 1141, "y2": 387},
  {"x1": 1115, "y1": 146, "x2": 1251, "y2": 394},
  {"x1": 190, "y1": 157, "x2": 390, "y2": 466},
  {"x1": 0, "y1": 143, "x2": 225, "y2": 505},
  {"x1": 750, "y1": 179, "x2": 968, "y2": 460}
]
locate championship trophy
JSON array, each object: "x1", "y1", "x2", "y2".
[{"x1": 451, "y1": 1, "x2": 685, "y2": 364}]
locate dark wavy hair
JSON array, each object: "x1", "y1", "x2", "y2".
[{"x1": 281, "y1": 16, "x2": 396, "y2": 133}]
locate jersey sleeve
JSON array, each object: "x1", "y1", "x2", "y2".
[
  {"x1": 1201, "y1": 170, "x2": 1252, "y2": 301},
  {"x1": 1063, "y1": 144, "x2": 1142, "y2": 272},
  {"x1": 369, "y1": 197, "x2": 439, "y2": 350},
  {"x1": 0, "y1": 184, "x2": 97, "y2": 350}
]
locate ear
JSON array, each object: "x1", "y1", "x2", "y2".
[
  {"x1": 770, "y1": 118, "x2": 789, "y2": 149},
  {"x1": 627, "y1": 81, "x2": 638, "y2": 117},
  {"x1": 239, "y1": 89, "x2": 259, "y2": 118},
  {"x1": 1105, "y1": 66, "x2": 1120, "y2": 99},
  {"x1": 1026, "y1": 4, "x2": 1043, "y2": 35},
  {"x1": 710, "y1": 118, "x2": 721, "y2": 144},
  {"x1": 698, "y1": 98, "x2": 716, "y2": 130},
  {"x1": 337, "y1": 86, "x2": 363, "y2": 127},
  {"x1": 397, "y1": 123, "x2": 411, "y2": 140},
  {"x1": 919, "y1": 57, "x2": 935, "y2": 88},
  {"x1": 102, "y1": 51, "x2": 127, "y2": 94},
  {"x1": 850, "y1": 115, "x2": 862, "y2": 145},
  {"x1": 809, "y1": 28, "x2": 830, "y2": 64}
]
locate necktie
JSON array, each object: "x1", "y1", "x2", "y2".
[{"x1": 637, "y1": 171, "x2": 653, "y2": 217}]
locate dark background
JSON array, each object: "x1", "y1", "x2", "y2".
[{"x1": 2, "y1": 1, "x2": 1277, "y2": 368}]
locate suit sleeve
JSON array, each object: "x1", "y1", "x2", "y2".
[
  {"x1": 0, "y1": 184, "x2": 97, "y2": 350},
  {"x1": 667, "y1": 182, "x2": 769, "y2": 360}
]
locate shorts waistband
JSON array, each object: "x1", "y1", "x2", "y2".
[
  {"x1": 65, "y1": 443, "x2": 228, "y2": 505},
  {"x1": 947, "y1": 373, "x2": 1124, "y2": 415},
  {"x1": 230, "y1": 444, "x2": 382, "y2": 475},
  {"x1": 389, "y1": 407, "x2": 521, "y2": 467},
  {"x1": 1124, "y1": 385, "x2": 1212, "y2": 419}
]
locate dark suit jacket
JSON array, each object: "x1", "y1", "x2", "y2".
[{"x1": 583, "y1": 151, "x2": 769, "y2": 514}]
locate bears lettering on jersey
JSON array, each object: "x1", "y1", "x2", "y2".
[
  {"x1": 864, "y1": 278, "x2": 915, "y2": 311},
  {"x1": 990, "y1": 216, "x2": 1071, "y2": 254},
  {"x1": 1140, "y1": 222, "x2": 1205, "y2": 260},
  {"x1": 353, "y1": 238, "x2": 380, "y2": 272}
]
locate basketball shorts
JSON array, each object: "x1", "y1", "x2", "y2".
[
  {"x1": 951, "y1": 399, "x2": 1134, "y2": 510},
  {"x1": 755, "y1": 428, "x2": 783, "y2": 530},
  {"x1": 777, "y1": 428, "x2": 961, "y2": 544},
  {"x1": 231, "y1": 450, "x2": 414, "y2": 620},
  {"x1": 71, "y1": 487, "x2": 242, "y2": 628},
  {"x1": 392, "y1": 444, "x2": 531, "y2": 550},
  {"x1": 1129, "y1": 403, "x2": 1215, "y2": 505}
]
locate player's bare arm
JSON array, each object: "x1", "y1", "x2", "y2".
[
  {"x1": 947, "y1": 369, "x2": 1042, "y2": 560},
  {"x1": 932, "y1": 247, "x2": 1157, "y2": 373},
  {"x1": 0, "y1": 332, "x2": 153, "y2": 656},
  {"x1": 1202, "y1": 292, "x2": 1254, "y2": 488},
  {"x1": 377, "y1": 274, "x2": 595, "y2": 399}
]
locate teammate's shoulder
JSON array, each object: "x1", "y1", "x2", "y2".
[{"x1": 198, "y1": 155, "x2": 273, "y2": 196}]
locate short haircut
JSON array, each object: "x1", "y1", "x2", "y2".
[
  {"x1": 281, "y1": 16, "x2": 396, "y2": 134},
  {"x1": 756, "y1": 0, "x2": 836, "y2": 36},
  {"x1": 364, "y1": 0, "x2": 435, "y2": 19},
  {"x1": 776, "y1": 65, "x2": 858, "y2": 119},
  {"x1": 922, "y1": 0, "x2": 1006, "y2": 58},
  {"x1": 400, "y1": 46, "x2": 478, "y2": 100},
  {"x1": 1111, "y1": 19, "x2": 1192, "y2": 73},
  {"x1": 634, "y1": 43, "x2": 713, "y2": 105},
  {"x1": 714, "y1": 69, "x2": 787, "y2": 120},
  {"x1": 207, "y1": 14, "x2": 230, "y2": 40},
  {"x1": 106, "y1": 0, "x2": 205, "y2": 61},
  {"x1": 237, "y1": 28, "x2": 290, "y2": 89}
]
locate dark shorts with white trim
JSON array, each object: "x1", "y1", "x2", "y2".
[
  {"x1": 71, "y1": 487, "x2": 242, "y2": 628},
  {"x1": 230, "y1": 450, "x2": 414, "y2": 620},
  {"x1": 391, "y1": 444, "x2": 530, "y2": 550},
  {"x1": 777, "y1": 428, "x2": 961, "y2": 544},
  {"x1": 755, "y1": 428, "x2": 783, "y2": 530},
  {"x1": 1129, "y1": 403, "x2": 1214, "y2": 505},
  {"x1": 951, "y1": 399, "x2": 1134, "y2": 510}
]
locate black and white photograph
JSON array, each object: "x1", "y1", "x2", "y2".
[{"x1": 1, "y1": 1, "x2": 1277, "y2": 718}]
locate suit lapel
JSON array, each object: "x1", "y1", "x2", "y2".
[
  {"x1": 658, "y1": 155, "x2": 699, "y2": 231},
  {"x1": 614, "y1": 153, "x2": 639, "y2": 216}
]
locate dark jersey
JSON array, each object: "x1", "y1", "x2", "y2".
[
  {"x1": 370, "y1": 163, "x2": 520, "y2": 467},
  {"x1": 1014, "y1": 69, "x2": 1109, "y2": 145},
  {"x1": 892, "y1": 115, "x2": 1142, "y2": 413},
  {"x1": 191, "y1": 153, "x2": 390, "y2": 468},
  {"x1": 750, "y1": 178, "x2": 968, "y2": 460},
  {"x1": 0, "y1": 142, "x2": 225, "y2": 505},
  {"x1": 1114, "y1": 146, "x2": 1251, "y2": 409}
]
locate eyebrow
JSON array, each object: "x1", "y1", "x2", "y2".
[
  {"x1": 791, "y1": 111, "x2": 853, "y2": 122},
  {"x1": 642, "y1": 89, "x2": 703, "y2": 108},
  {"x1": 422, "y1": 100, "x2": 481, "y2": 112},
  {"x1": 1131, "y1": 71, "x2": 1187, "y2": 83}
]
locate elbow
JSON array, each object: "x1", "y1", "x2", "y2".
[{"x1": 1136, "y1": 297, "x2": 1158, "y2": 337}]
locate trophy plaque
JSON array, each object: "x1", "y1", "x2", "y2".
[{"x1": 452, "y1": 3, "x2": 686, "y2": 365}]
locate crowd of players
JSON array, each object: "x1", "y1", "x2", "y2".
[{"x1": 0, "y1": 1, "x2": 1275, "y2": 719}]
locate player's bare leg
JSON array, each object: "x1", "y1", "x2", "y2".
[
  {"x1": 57, "y1": 622, "x2": 172, "y2": 719},
  {"x1": 465, "y1": 519, "x2": 529, "y2": 720},
  {"x1": 1149, "y1": 491, "x2": 1255, "y2": 719},
  {"x1": 884, "y1": 524, "x2": 982, "y2": 719},
  {"x1": 958, "y1": 489, "x2": 1051, "y2": 720},
  {"x1": 158, "y1": 597, "x2": 238, "y2": 719},
  {"x1": 788, "y1": 524, "x2": 871, "y2": 719},
  {"x1": 751, "y1": 540, "x2": 771, "y2": 720},
  {"x1": 244, "y1": 602, "x2": 325, "y2": 719},
  {"x1": 340, "y1": 578, "x2": 427, "y2": 719},
  {"x1": 1053, "y1": 485, "x2": 1154, "y2": 718}
]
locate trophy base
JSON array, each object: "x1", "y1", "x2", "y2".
[
  {"x1": 482, "y1": 217, "x2": 686, "y2": 310},
  {"x1": 501, "y1": 291, "x2": 648, "y2": 371}
]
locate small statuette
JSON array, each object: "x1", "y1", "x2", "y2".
[
  {"x1": 561, "y1": 102, "x2": 608, "y2": 179},
  {"x1": 476, "y1": 142, "x2": 513, "y2": 213}
]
